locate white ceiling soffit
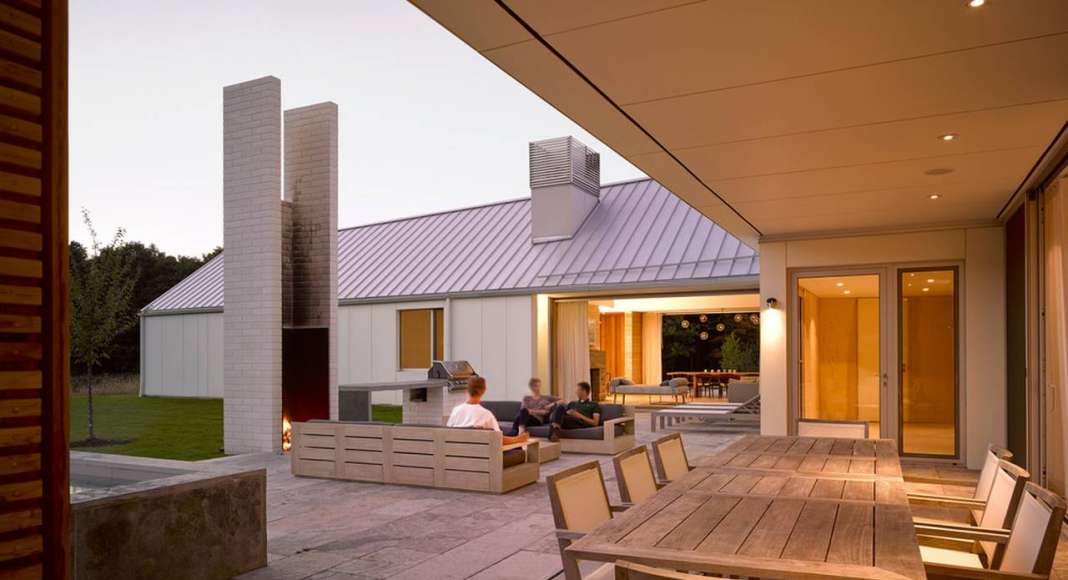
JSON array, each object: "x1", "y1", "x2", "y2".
[{"x1": 409, "y1": 0, "x2": 1068, "y2": 244}]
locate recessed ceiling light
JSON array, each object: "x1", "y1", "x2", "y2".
[
  {"x1": 926, "y1": 278, "x2": 935, "y2": 283},
  {"x1": 843, "y1": 290, "x2": 852, "y2": 295},
  {"x1": 929, "y1": 194, "x2": 942, "y2": 200},
  {"x1": 835, "y1": 282, "x2": 844, "y2": 287},
  {"x1": 922, "y1": 287, "x2": 930, "y2": 292},
  {"x1": 939, "y1": 133, "x2": 958, "y2": 141},
  {"x1": 968, "y1": 0, "x2": 985, "y2": 7}
]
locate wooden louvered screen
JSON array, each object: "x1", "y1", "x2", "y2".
[{"x1": 0, "y1": 1, "x2": 69, "y2": 578}]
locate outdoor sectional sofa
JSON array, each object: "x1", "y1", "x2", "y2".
[
  {"x1": 480, "y1": 401, "x2": 635, "y2": 455},
  {"x1": 289, "y1": 420, "x2": 539, "y2": 493}
]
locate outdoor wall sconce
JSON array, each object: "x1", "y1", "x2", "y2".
[{"x1": 765, "y1": 297, "x2": 778, "y2": 309}]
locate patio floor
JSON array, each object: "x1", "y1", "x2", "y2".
[
  {"x1": 210, "y1": 414, "x2": 746, "y2": 580},
  {"x1": 208, "y1": 415, "x2": 1068, "y2": 580}
]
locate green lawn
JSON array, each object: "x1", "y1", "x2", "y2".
[{"x1": 69, "y1": 394, "x2": 402, "y2": 461}]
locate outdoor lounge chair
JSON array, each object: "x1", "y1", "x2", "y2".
[
  {"x1": 917, "y1": 483, "x2": 1064, "y2": 579},
  {"x1": 481, "y1": 400, "x2": 636, "y2": 455},
  {"x1": 649, "y1": 395, "x2": 760, "y2": 432},
  {"x1": 651, "y1": 433, "x2": 693, "y2": 483},
  {"x1": 547, "y1": 461, "x2": 629, "y2": 580},
  {"x1": 609, "y1": 377, "x2": 689, "y2": 405},
  {"x1": 612, "y1": 445, "x2": 663, "y2": 504}
]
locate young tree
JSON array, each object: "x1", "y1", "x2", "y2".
[{"x1": 70, "y1": 210, "x2": 139, "y2": 442}]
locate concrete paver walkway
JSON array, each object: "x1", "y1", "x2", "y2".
[{"x1": 218, "y1": 415, "x2": 748, "y2": 580}]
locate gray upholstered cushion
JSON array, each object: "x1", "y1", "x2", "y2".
[
  {"x1": 727, "y1": 380, "x2": 760, "y2": 403},
  {"x1": 615, "y1": 385, "x2": 686, "y2": 395},
  {"x1": 608, "y1": 377, "x2": 634, "y2": 389},
  {"x1": 600, "y1": 404, "x2": 625, "y2": 422},
  {"x1": 480, "y1": 400, "x2": 521, "y2": 421}
]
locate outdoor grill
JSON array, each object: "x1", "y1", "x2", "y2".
[{"x1": 339, "y1": 360, "x2": 479, "y2": 422}]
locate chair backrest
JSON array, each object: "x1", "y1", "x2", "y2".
[
  {"x1": 796, "y1": 418, "x2": 869, "y2": 439},
  {"x1": 614, "y1": 560, "x2": 707, "y2": 579},
  {"x1": 727, "y1": 380, "x2": 759, "y2": 403},
  {"x1": 613, "y1": 445, "x2": 659, "y2": 504},
  {"x1": 974, "y1": 445, "x2": 1014, "y2": 501},
  {"x1": 652, "y1": 433, "x2": 690, "y2": 482},
  {"x1": 977, "y1": 460, "x2": 1029, "y2": 566},
  {"x1": 546, "y1": 461, "x2": 613, "y2": 533},
  {"x1": 998, "y1": 483, "x2": 1067, "y2": 576}
]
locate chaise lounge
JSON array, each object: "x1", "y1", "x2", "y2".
[
  {"x1": 480, "y1": 400, "x2": 636, "y2": 455},
  {"x1": 289, "y1": 420, "x2": 539, "y2": 493},
  {"x1": 608, "y1": 377, "x2": 690, "y2": 405}
]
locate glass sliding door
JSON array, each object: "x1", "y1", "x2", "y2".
[
  {"x1": 898, "y1": 268, "x2": 959, "y2": 457},
  {"x1": 797, "y1": 274, "x2": 882, "y2": 438}
]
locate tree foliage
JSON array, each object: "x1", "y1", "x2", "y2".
[{"x1": 662, "y1": 313, "x2": 760, "y2": 372}]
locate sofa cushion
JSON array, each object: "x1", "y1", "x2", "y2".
[
  {"x1": 608, "y1": 377, "x2": 634, "y2": 389},
  {"x1": 480, "y1": 400, "x2": 521, "y2": 421},
  {"x1": 502, "y1": 447, "x2": 526, "y2": 468},
  {"x1": 600, "y1": 404, "x2": 625, "y2": 422},
  {"x1": 527, "y1": 425, "x2": 552, "y2": 438}
]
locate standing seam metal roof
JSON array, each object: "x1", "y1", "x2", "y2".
[{"x1": 142, "y1": 178, "x2": 759, "y2": 313}]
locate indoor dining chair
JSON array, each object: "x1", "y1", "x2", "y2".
[
  {"x1": 651, "y1": 433, "x2": 693, "y2": 483},
  {"x1": 913, "y1": 460, "x2": 1030, "y2": 569},
  {"x1": 612, "y1": 445, "x2": 663, "y2": 504},
  {"x1": 796, "y1": 418, "x2": 869, "y2": 439},
  {"x1": 918, "y1": 483, "x2": 1065, "y2": 579},
  {"x1": 547, "y1": 461, "x2": 629, "y2": 580}
]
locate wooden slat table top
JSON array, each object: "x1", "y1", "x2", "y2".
[{"x1": 568, "y1": 435, "x2": 925, "y2": 579}]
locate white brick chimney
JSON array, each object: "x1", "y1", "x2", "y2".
[
  {"x1": 223, "y1": 77, "x2": 338, "y2": 454},
  {"x1": 529, "y1": 136, "x2": 601, "y2": 243}
]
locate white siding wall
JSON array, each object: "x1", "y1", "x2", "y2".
[
  {"x1": 142, "y1": 294, "x2": 538, "y2": 405},
  {"x1": 142, "y1": 313, "x2": 223, "y2": 398},
  {"x1": 449, "y1": 295, "x2": 535, "y2": 402},
  {"x1": 759, "y1": 226, "x2": 1006, "y2": 469},
  {"x1": 337, "y1": 299, "x2": 446, "y2": 405}
]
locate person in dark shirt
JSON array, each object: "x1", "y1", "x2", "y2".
[
  {"x1": 548, "y1": 382, "x2": 601, "y2": 442},
  {"x1": 509, "y1": 377, "x2": 559, "y2": 436}
]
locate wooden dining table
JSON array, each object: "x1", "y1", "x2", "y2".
[
  {"x1": 566, "y1": 435, "x2": 926, "y2": 579},
  {"x1": 666, "y1": 371, "x2": 742, "y2": 397}
]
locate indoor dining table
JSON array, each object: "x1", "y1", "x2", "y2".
[{"x1": 566, "y1": 434, "x2": 926, "y2": 579}]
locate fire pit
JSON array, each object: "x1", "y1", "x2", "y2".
[{"x1": 339, "y1": 360, "x2": 478, "y2": 425}]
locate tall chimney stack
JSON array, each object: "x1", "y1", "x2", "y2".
[{"x1": 529, "y1": 136, "x2": 600, "y2": 243}]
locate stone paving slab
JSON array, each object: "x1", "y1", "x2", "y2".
[{"x1": 226, "y1": 413, "x2": 747, "y2": 579}]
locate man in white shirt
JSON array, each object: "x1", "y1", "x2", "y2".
[{"x1": 447, "y1": 376, "x2": 529, "y2": 445}]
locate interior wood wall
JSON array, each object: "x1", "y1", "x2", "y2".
[
  {"x1": 0, "y1": 0, "x2": 68, "y2": 577},
  {"x1": 902, "y1": 297, "x2": 956, "y2": 423}
]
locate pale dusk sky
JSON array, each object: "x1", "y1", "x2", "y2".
[{"x1": 70, "y1": 1, "x2": 644, "y2": 257}]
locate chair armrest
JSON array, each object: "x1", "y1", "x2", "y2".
[
  {"x1": 915, "y1": 523, "x2": 1010, "y2": 544},
  {"x1": 603, "y1": 416, "x2": 636, "y2": 440},
  {"x1": 908, "y1": 493, "x2": 986, "y2": 509},
  {"x1": 555, "y1": 529, "x2": 585, "y2": 541}
]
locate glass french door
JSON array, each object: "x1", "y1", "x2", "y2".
[
  {"x1": 897, "y1": 268, "x2": 959, "y2": 457},
  {"x1": 794, "y1": 266, "x2": 961, "y2": 458},
  {"x1": 796, "y1": 271, "x2": 888, "y2": 439}
]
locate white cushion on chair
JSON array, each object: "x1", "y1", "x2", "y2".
[{"x1": 920, "y1": 545, "x2": 985, "y2": 569}]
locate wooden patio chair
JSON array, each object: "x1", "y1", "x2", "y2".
[
  {"x1": 651, "y1": 433, "x2": 693, "y2": 483},
  {"x1": 547, "y1": 461, "x2": 629, "y2": 580},
  {"x1": 796, "y1": 418, "x2": 869, "y2": 439},
  {"x1": 913, "y1": 460, "x2": 1030, "y2": 568},
  {"x1": 614, "y1": 560, "x2": 713, "y2": 579},
  {"x1": 612, "y1": 445, "x2": 663, "y2": 504},
  {"x1": 907, "y1": 444, "x2": 1014, "y2": 511},
  {"x1": 918, "y1": 483, "x2": 1065, "y2": 579}
]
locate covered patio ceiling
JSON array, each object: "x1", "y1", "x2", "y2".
[{"x1": 411, "y1": 0, "x2": 1068, "y2": 246}]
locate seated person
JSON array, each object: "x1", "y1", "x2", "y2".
[
  {"x1": 508, "y1": 377, "x2": 559, "y2": 436},
  {"x1": 548, "y1": 381, "x2": 601, "y2": 442},
  {"x1": 447, "y1": 375, "x2": 529, "y2": 445}
]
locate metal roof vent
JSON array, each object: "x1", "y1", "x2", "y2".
[
  {"x1": 529, "y1": 136, "x2": 601, "y2": 243},
  {"x1": 529, "y1": 136, "x2": 600, "y2": 196}
]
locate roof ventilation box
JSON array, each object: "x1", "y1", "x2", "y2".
[{"x1": 529, "y1": 136, "x2": 600, "y2": 243}]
